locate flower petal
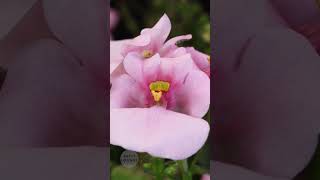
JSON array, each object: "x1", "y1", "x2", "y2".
[
  {"x1": 123, "y1": 52, "x2": 144, "y2": 82},
  {"x1": 160, "y1": 54, "x2": 195, "y2": 84},
  {"x1": 110, "y1": 40, "x2": 129, "y2": 74},
  {"x1": 186, "y1": 47, "x2": 210, "y2": 75},
  {"x1": 110, "y1": 106, "x2": 209, "y2": 160},
  {"x1": 173, "y1": 70, "x2": 210, "y2": 118},
  {"x1": 42, "y1": 0, "x2": 107, "y2": 79},
  {"x1": 164, "y1": 47, "x2": 188, "y2": 58},
  {"x1": 201, "y1": 174, "x2": 210, "y2": 180},
  {"x1": 110, "y1": 63, "x2": 126, "y2": 84},
  {"x1": 143, "y1": 54, "x2": 161, "y2": 83},
  {"x1": 149, "y1": 14, "x2": 172, "y2": 47},
  {"x1": 121, "y1": 14, "x2": 171, "y2": 56},
  {"x1": 160, "y1": 34, "x2": 192, "y2": 56},
  {"x1": 121, "y1": 34, "x2": 152, "y2": 56},
  {"x1": 110, "y1": 74, "x2": 146, "y2": 108}
]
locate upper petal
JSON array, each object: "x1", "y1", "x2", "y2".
[
  {"x1": 121, "y1": 14, "x2": 171, "y2": 56},
  {"x1": 172, "y1": 70, "x2": 210, "y2": 118},
  {"x1": 186, "y1": 47, "x2": 210, "y2": 76},
  {"x1": 160, "y1": 34, "x2": 192, "y2": 56},
  {"x1": 110, "y1": 106, "x2": 210, "y2": 160},
  {"x1": 149, "y1": 14, "x2": 172, "y2": 47},
  {"x1": 143, "y1": 54, "x2": 161, "y2": 83},
  {"x1": 164, "y1": 47, "x2": 189, "y2": 58},
  {"x1": 123, "y1": 52, "x2": 144, "y2": 83},
  {"x1": 160, "y1": 54, "x2": 195, "y2": 84},
  {"x1": 121, "y1": 34, "x2": 152, "y2": 56}
]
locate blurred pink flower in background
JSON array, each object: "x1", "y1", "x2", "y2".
[
  {"x1": 110, "y1": 8, "x2": 118, "y2": 38},
  {"x1": 201, "y1": 174, "x2": 210, "y2": 180}
]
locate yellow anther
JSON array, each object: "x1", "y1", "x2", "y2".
[
  {"x1": 151, "y1": 90, "x2": 163, "y2": 102},
  {"x1": 149, "y1": 81, "x2": 170, "y2": 92},
  {"x1": 149, "y1": 81, "x2": 170, "y2": 102},
  {"x1": 208, "y1": 56, "x2": 210, "y2": 63},
  {"x1": 142, "y1": 50, "x2": 153, "y2": 58}
]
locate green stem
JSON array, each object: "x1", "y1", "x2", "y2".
[
  {"x1": 155, "y1": 175, "x2": 163, "y2": 180},
  {"x1": 178, "y1": 160, "x2": 191, "y2": 180},
  {"x1": 152, "y1": 158, "x2": 164, "y2": 180},
  {"x1": 191, "y1": 151, "x2": 201, "y2": 168}
]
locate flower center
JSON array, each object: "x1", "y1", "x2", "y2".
[
  {"x1": 142, "y1": 50, "x2": 154, "y2": 58},
  {"x1": 149, "y1": 81, "x2": 170, "y2": 102}
]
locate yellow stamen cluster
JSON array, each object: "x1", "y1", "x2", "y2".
[
  {"x1": 149, "y1": 81, "x2": 170, "y2": 102},
  {"x1": 151, "y1": 91, "x2": 163, "y2": 102},
  {"x1": 142, "y1": 50, "x2": 153, "y2": 58}
]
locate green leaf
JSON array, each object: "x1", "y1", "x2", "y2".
[
  {"x1": 164, "y1": 162, "x2": 178, "y2": 177},
  {"x1": 111, "y1": 166, "x2": 152, "y2": 180}
]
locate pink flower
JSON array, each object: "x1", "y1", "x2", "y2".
[
  {"x1": 110, "y1": 8, "x2": 118, "y2": 39},
  {"x1": 110, "y1": 14, "x2": 210, "y2": 80},
  {"x1": 110, "y1": 51, "x2": 210, "y2": 160},
  {"x1": 110, "y1": 40, "x2": 129, "y2": 74},
  {"x1": 201, "y1": 174, "x2": 210, "y2": 180},
  {"x1": 110, "y1": 8, "x2": 118, "y2": 31}
]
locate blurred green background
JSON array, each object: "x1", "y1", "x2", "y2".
[{"x1": 110, "y1": 0, "x2": 210, "y2": 179}]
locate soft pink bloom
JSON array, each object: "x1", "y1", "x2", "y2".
[
  {"x1": 110, "y1": 8, "x2": 118, "y2": 31},
  {"x1": 201, "y1": 174, "x2": 210, "y2": 180},
  {"x1": 186, "y1": 47, "x2": 210, "y2": 76},
  {"x1": 110, "y1": 8, "x2": 118, "y2": 39},
  {"x1": 110, "y1": 51, "x2": 210, "y2": 160},
  {"x1": 110, "y1": 14, "x2": 210, "y2": 80}
]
